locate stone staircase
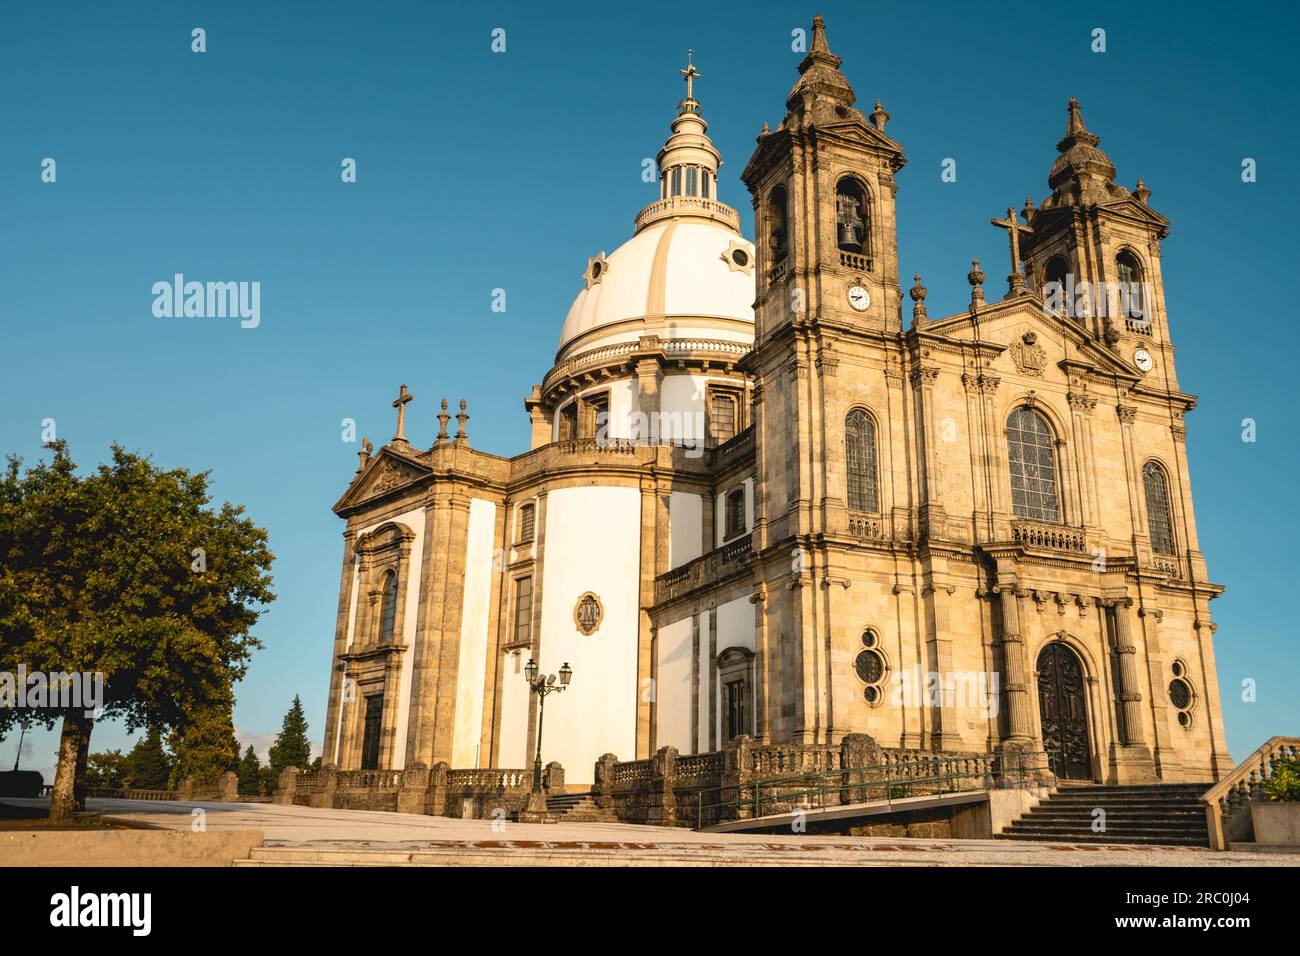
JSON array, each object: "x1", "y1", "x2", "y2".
[
  {"x1": 544, "y1": 792, "x2": 619, "y2": 823},
  {"x1": 1000, "y1": 783, "x2": 1213, "y2": 847}
]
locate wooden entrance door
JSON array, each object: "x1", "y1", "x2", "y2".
[{"x1": 1037, "y1": 644, "x2": 1091, "y2": 780}]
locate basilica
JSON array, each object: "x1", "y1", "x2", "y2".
[{"x1": 320, "y1": 17, "x2": 1230, "y2": 786}]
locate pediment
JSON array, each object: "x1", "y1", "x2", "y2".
[
  {"x1": 921, "y1": 296, "x2": 1143, "y2": 384},
  {"x1": 333, "y1": 447, "x2": 431, "y2": 513}
]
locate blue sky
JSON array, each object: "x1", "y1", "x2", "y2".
[{"x1": 2, "y1": 0, "x2": 1295, "y2": 777}]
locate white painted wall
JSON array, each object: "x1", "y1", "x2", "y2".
[
  {"x1": 537, "y1": 486, "x2": 642, "y2": 783},
  {"x1": 668, "y1": 491, "x2": 703, "y2": 569},
  {"x1": 655, "y1": 616, "x2": 694, "y2": 753},
  {"x1": 451, "y1": 498, "x2": 497, "y2": 768},
  {"x1": 496, "y1": 648, "x2": 530, "y2": 769}
]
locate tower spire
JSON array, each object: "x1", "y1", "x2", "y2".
[{"x1": 786, "y1": 15, "x2": 856, "y2": 123}]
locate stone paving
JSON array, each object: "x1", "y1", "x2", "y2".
[{"x1": 6, "y1": 797, "x2": 1296, "y2": 866}]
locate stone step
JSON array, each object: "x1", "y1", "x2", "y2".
[
  {"x1": 1001, "y1": 831, "x2": 1207, "y2": 847},
  {"x1": 998, "y1": 784, "x2": 1212, "y2": 849}
]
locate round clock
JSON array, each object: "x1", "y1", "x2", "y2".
[
  {"x1": 847, "y1": 285, "x2": 871, "y2": 311},
  {"x1": 1133, "y1": 348, "x2": 1154, "y2": 373}
]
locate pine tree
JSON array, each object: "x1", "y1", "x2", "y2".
[
  {"x1": 125, "y1": 728, "x2": 171, "y2": 790},
  {"x1": 267, "y1": 696, "x2": 312, "y2": 775},
  {"x1": 236, "y1": 745, "x2": 262, "y2": 796}
]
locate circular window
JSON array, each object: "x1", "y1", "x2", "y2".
[
  {"x1": 1168, "y1": 678, "x2": 1191, "y2": 710},
  {"x1": 731, "y1": 248, "x2": 750, "y2": 268},
  {"x1": 855, "y1": 649, "x2": 884, "y2": 684},
  {"x1": 861, "y1": 630, "x2": 877, "y2": 649},
  {"x1": 591, "y1": 261, "x2": 603, "y2": 279},
  {"x1": 864, "y1": 685, "x2": 880, "y2": 704},
  {"x1": 1177, "y1": 711, "x2": 1191, "y2": 728},
  {"x1": 1171, "y1": 661, "x2": 1184, "y2": 678}
]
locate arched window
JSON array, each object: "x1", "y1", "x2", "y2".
[
  {"x1": 1007, "y1": 407, "x2": 1060, "y2": 522},
  {"x1": 1115, "y1": 250, "x2": 1145, "y2": 322},
  {"x1": 1143, "y1": 461, "x2": 1175, "y2": 555},
  {"x1": 845, "y1": 410, "x2": 880, "y2": 513},
  {"x1": 768, "y1": 186, "x2": 788, "y2": 262},
  {"x1": 835, "y1": 178, "x2": 869, "y2": 254},
  {"x1": 378, "y1": 570, "x2": 398, "y2": 643}
]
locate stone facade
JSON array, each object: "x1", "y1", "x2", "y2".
[{"x1": 318, "y1": 17, "x2": 1229, "y2": 790}]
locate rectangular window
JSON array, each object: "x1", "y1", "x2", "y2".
[
  {"x1": 724, "y1": 488, "x2": 746, "y2": 539},
  {"x1": 671, "y1": 167, "x2": 681, "y2": 197},
  {"x1": 708, "y1": 388, "x2": 740, "y2": 446},
  {"x1": 702, "y1": 172, "x2": 711, "y2": 199},
  {"x1": 518, "y1": 503, "x2": 535, "y2": 543},
  {"x1": 686, "y1": 166, "x2": 698, "y2": 196},
  {"x1": 361, "y1": 694, "x2": 384, "y2": 770},
  {"x1": 513, "y1": 576, "x2": 533, "y2": 644}
]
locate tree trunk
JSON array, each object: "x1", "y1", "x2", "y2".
[{"x1": 49, "y1": 711, "x2": 94, "y2": 820}]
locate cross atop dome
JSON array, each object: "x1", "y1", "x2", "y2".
[{"x1": 679, "y1": 50, "x2": 701, "y2": 114}]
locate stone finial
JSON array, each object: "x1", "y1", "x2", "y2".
[
  {"x1": 909, "y1": 273, "x2": 928, "y2": 327},
  {"x1": 1134, "y1": 178, "x2": 1151, "y2": 203},
  {"x1": 757, "y1": 121, "x2": 770, "y2": 143},
  {"x1": 356, "y1": 436, "x2": 373, "y2": 473},
  {"x1": 870, "y1": 99, "x2": 890, "y2": 132},
  {"x1": 436, "y1": 398, "x2": 451, "y2": 443},
  {"x1": 1023, "y1": 196, "x2": 1036, "y2": 221},
  {"x1": 455, "y1": 399, "x2": 470, "y2": 444},
  {"x1": 967, "y1": 258, "x2": 986, "y2": 307}
]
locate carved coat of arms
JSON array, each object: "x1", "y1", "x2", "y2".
[
  {"x1": 1010, "y1": 331, "x2": 1047, "y2": 377},
  {"x1": 574, "y1": 592, "x2": 604, "y2": 636}
]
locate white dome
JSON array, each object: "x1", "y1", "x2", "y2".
[{"x1": 558, "y1": 216, "x2": 756, "y2": 356}]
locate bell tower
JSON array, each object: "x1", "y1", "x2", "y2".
[
  {"x1": 1020, "y1": 99, "x2": 1178, "y2": 388},
  {"x1": 740, "y1": 16, "x2": 909, "y2": 744}
]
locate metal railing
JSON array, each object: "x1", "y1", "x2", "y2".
[{"x1": 695, "y1": 753, "x2": 1047, "y2": 829}]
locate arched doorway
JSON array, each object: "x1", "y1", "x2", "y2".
[{"x1": 1036, "y1": 643, "x2": 1092, "y2": 780}]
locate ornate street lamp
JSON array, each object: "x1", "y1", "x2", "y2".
[{"x1": 524, "y1": 659, "x2": 572, "y2": 800}]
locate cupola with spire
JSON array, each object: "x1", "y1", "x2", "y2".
[
  {"x1": 1042, "y1": 98, "x2": 1127, "y2": 208},
  {"x1": 637, "y1": 50, "x2": 733, "y2": 234}
]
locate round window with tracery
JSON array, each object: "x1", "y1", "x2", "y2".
[
  {"x1": 1168, "y1": 660, "x2": 1194, "y2": 729},
  {"x1": 854, "y1": 630, "x2": 887, "y2": 704}
]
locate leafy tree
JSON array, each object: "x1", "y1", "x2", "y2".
[
  {"x1": 125, "y1": 728, "x2": 171, "y2": 790},
  {"x1": 236, "y1": 745, "x2": 262, "y2": 796},
  {"x1": 267, "y1": 696, "x2": 312, "y2": 775},
  {"x1": 84, "y1": 749, "x2": 129, "y2": 790},
  {"x1": 0, "y1": 442, "x2": 275, "y2": 819},
  {"x1": 168, "y1": 693, "x2": 239, "y2": 786}
]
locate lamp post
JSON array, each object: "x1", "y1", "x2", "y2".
[{"x1": 520, "y1": 660, "x2": 572, "y2": 816}]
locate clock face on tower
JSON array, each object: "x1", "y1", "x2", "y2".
[
  {"x1": 1134, "y1": 348, "x2": 1154, "y2": 373},
  {"x1": 847, "y1": 285, "x2": 870, "y2": 311}
]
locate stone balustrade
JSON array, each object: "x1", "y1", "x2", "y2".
[
  {"x1": 1011, "y1": 519, "x2": 1087, "y2": 553},
  {"x1": 655, "y1": 533, "x2": 753, "y2": 605},
  {"x1": 274, "y1": 762, "x2": 565, "y2": 819}
]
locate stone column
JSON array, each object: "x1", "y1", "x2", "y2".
[
  {"x1": 997, "y1": 583, "x2": 1035, "y2": 744},
  {"x1": 322, "y1": 529, "x2": 357, "y2": 769},
  {"x1": 1107, "y1": 598, "x2": 1156, "y2": 782},
  {"x1": 719, "y1": 736, "x2": 752, "y2": 823},
  {"x1": 839, "y1": 733, "x2": 883, "y2": 805},
  {"x1": 424, "y1": 762, "x2": 449, "y2": 816}
]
